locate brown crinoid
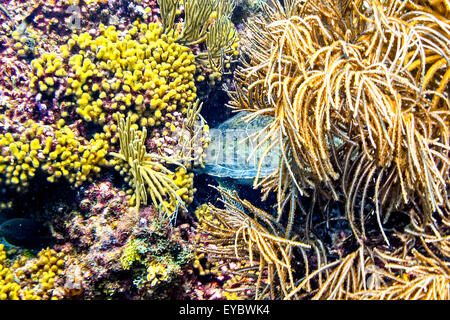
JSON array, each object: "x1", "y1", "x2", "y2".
[
  {"x1": 286, "y1": 233, "x2": 450, "y2": 300},
  {"x1": 355, "y1": 246, "x2": 450, "y2": 300},
  {"x1": 227, "y1": 0, "x2": 449, "y2": 243},
  {"x1": 195, "y1": 187, "x2": 311, "y2": 299}
]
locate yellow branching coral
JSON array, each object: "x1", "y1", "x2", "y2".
[
  {"x1": 29, "y1": 52, "x2": 66, "y2": 96},
  {"x1": 146, "y1": 261, "x2": 169, "y2": 287},
  {"x1": 164, "y1": 166, "x2": 196, "y2": 214},
  {"x1": 42, "y1": 124, "x2": 109, "y2": 186},
  {"x1": 0, "y1": 121, "x2": 43, "y2": 191},
  {"x1": 195, "y1": 188, "x2": 310, "y2": 299},
  {"x1": 0, "y1": 245, "x2": 66, "y2": 300},
  {"x1": 31, "y1": 22, "x2": 198, "y2": 128},
  {"x1": 0, "y1": 245, "x2": 21, "y2": 300},
  {"x1": 0, "y1": 119, "x2": 109, "y2": 190}
]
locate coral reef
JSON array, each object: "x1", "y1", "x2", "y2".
[
  {"x1": 0, "y1": 118, "x2": 109, "y2": 191},
  {"x1": 0, "y1": 0, "x2": 448, "y2": 302},
  {"x1": 50, "y1": 181, "x2": 196, "y2": 299},
  {"x1": 195, "y1": 188, "x2": 310, "y2": 299},
  {"x1": 0, "y1": 244, "x2": 66, "y2": 300},
  {"x1": 28, "y1": 21, "x2": 198, "y2": 130},
  {"x1": 158, "y1": 0, "x2": 239, "y2": 78}
]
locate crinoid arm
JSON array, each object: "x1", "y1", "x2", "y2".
[
  {"x1": 110, "y1": 115, "x2": 187, "y2": 220},
  {"x1": 227, "y1": 0, "x2": 450, "y2": 245},
  {"x1": 195, "y1": 187, "x2": 311, "y2": 299}
]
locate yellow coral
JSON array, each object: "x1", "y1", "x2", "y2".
[
  {"x1": 0, "y1": 244, "x2": 22, "y2": 300},
  {"x1": 163, "y1": 166, "x2": 196, "y2": 216},
  {"x1": 29, "y1": 52, "x2": 66, "y2": 95},
  {"x1": 0, "y1": 245, "x2": 66, "y2": 300},
  {"x1": 0, "y1": 121, "x2": 44, "y2": 191},
  {"x1": 146, "y1": 261, "x2": 169, "y2": 287},
  {"x1": 0, "y1": 120, "x2": 109, "y2": 190},
  {"x1": 42, "y1": 126, "x2": 109, "y2": 187},
  {"x1": 120, "y1": 239, "x2": 145, "y2": 270}
]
